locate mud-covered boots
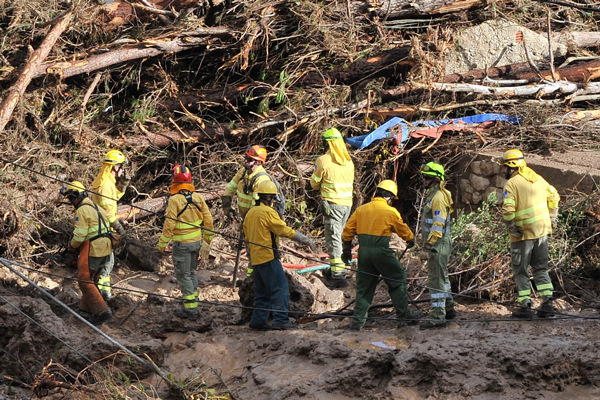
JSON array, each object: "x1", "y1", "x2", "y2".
[
  {"x1": 537, "y1": 297, "x2": 556, "y2": 318},
  {"x1": 512, "y1": 301, "x2": 533, "y2": 319}
]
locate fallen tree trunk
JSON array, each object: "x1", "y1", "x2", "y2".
[
  {"x1": 0, "y1": 11, "x2": 71, "y2": 133},
  {"x1": 349, "y1": 0, "x2": 485, "y2": 18},
  {"x1": 31, "y1": 27, "x2": 233, "y2": 80},
  {"x1": 117, "y1": 184, "x2": 226, "y2": 221}
]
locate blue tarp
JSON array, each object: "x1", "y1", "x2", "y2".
[{"x1": 345, "y1": 113, "x2": 521, "y2": 149}]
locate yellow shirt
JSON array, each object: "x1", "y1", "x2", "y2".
[
  {"x1": 502, "y1": 171, "x2": 560, "y2": 242},
  {"x1": 243, "y1": 203, "x2": 296, "y2": 265},
  {"x1": 343, "y1": 197, "x2": 414, "y2": 246},
  {"x1": 157, "y1": 191, "x2": 214, "y2": 249},
  {"x1": 91, "y1": 173, "x2": 123, "y2": 224},
  {"x1": 421, "y1": 184, "x2": 454, "y2": 246},
  {"x1": 310, "y1": 152, "x2": 354, "y2": 207},
  {"x1": 70, "y1": 198, "x2": 112, "y2": 257},
  {"x1": 223, "y1": 166, "x2": 272, "y2": 216}
]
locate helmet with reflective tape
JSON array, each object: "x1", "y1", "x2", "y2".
[
  {"x1": 172, "y1": 164, "x2": 192, "y2": 183},
  {"x1": 376, "y1": 179, "x2": 398, "y2": 198},
  {"x1": 245, "y1": 145, "x2": 267, "y2": 163},
  {"x1": 104, "y1": 149, "x2": 127, "y2": 165},
  {"x1": 256, "y1": 179, "x2": 278, "y2": 195},
  {"x1": 421, "y1": 161, "x2": 445, "y2": 181},
  {"x1": 60, "y1": 181, "x2": 87, "y2": 198},
  {"x1": 323, "y1": 127, "x2": 343, "y2": 141},
  {"x1": 501, "y1": 149, "x2": 525, "y2": 168}
]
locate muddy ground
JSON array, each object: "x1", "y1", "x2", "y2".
[{"x1": 2, "y1": 234, "x2": 600, "y2": 400}]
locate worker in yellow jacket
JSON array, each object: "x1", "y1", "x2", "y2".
[
  {"x1": 500, "y1": 149, "x2": 560, "y2": 318},
  {"x1": 243, "y1": 180, "x2": 315, "y2": 331},
  {"x1": 310, "y1": 127, "x2": 354, "y2": 288},
  {"x1": 61, "y1": 181, "x2": 113, "y2": 325},
  {"x1": 342, "y1": 180, "x2": 421, "y2": 331},
  {"x1": 90, "y1": 149, "x2": 130, "y2": 300},
  {"x1": 418, "y1": 161, "x2": 456, "y2": 329},
  {"x1": 157, "y1": 165, "x2": 214, "y2": 319},
  {"x1": 222, "y1": 145, "x2": 274, "y2": 278}
]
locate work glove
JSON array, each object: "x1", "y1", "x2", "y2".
[
  {"x1": 320, "y1": 200, "x2": 331, "y2": 216},
  {"x1": 111, "y1": 219, "x2": 127, "y2": 236},
  {"x1": 550, "y1": 208, "x2": 558, "y2": 228},
  {"x1": 418, "y1": 243, "x2": 433, "y2": 261},
  {"x1": 293, "y1": 232, "x2": 316, "y2": 253},
  {"x1": 116, "y1": 169, "x2": 132, "y2": 193},
  {"x1": 505, "y1": 220, "x2": 524, "y2": 239},
  {"x1": 342, "y1": 241, "x2": 353, "y2": 265},
  {"x1": 221, "y1": 196, "x2": 237, "y2": 219},
  {"x1": 200, "y1": 240, "x2": 211, "y2": 260}
]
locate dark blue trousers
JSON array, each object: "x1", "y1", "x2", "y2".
[{"x1": 250, "y1": 259, "x2": 290, "y2": 325}]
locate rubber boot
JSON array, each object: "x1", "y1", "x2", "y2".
[
  {"x1": 537, "y1": 297, "x2": 556, "y2": 318},
  {"x1": 397, "y1": 309, "x2": 423, "y2": 327},
  {"x1": 512, "y1": 301, "x2": 533, "y2": 319}
]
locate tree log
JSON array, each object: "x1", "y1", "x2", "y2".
[
  {"x1": 349, "y1": 0, "x2": 485, "y2": 18},
  {"x1": 117, "y1": 183, "x2": 226, "y2": 221},
  {"x1": 0, "y1": 11, "x2": 71, "y2": 133},
  {"x1": 31, "y1": 28, "x2": 233, "y2": 80}
]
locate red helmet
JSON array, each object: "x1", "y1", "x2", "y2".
[
  {"x1": 245, "y1": 145, "x2": 267, "y2": 163},
  {"x1": 172, "y1": 165, "x2": 192, "y2": 183}
]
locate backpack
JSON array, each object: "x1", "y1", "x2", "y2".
[
  {"x1": 175, "y1": 190, "x2": 203, "y2": 218},
  {"x1": 244, "y1": 171, "x2": 286, "y2": 218}
]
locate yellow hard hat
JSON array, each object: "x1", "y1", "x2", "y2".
[
  {"x1": 323, "y1": 127, "x2": 343, "y2": 141},
  {"x1": 60, "y1": 181, "x2": 86, "y2": 198},
  {"x1": 104, "y1": 149, "x2": 127, "y2": 165},
  {"x1": 376, "y1": 179, "x2": 398, "y2": 199},
  {"x1": 501, "y1": 149, "x2": 525, "y2": 168},
  {"x1": 256, "y1": 179, "x2": 278, "y2": 195}
]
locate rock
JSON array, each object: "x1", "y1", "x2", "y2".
[
  {"x1": 445, "y1": 20, "x2": 567, "y2": 75},
  {"x1": 470, "y1": 174, "x2": 490, "y2": 192}
]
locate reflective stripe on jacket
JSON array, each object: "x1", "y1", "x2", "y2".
[
  {"x1": 158, "y1": 192, "x2": 214, "y2": 249},
  {"x1": 342, "y1": 197, "x2": 414, "y2": 247},
  {"x1": 243, "y1": 203, "x2": 296, "y2": 265},
  {"x1": 421, "y1": 184, "x2": 453, "y2": 246},
  {"x1": 70, "y1": 198, "x2": 112, "y2": 257},
  {"x1": 502, "y1": 171, "x2": 560, "y2": 242},
  {"x1": 310, "y1": 153, "x2": 354, "y2": 207},
  {"x1": 223, "y1": 166, "x2": 272, "y2": 216},
  {"x1": 91, "y1": 174, "x2": 123, "y2": 224}
]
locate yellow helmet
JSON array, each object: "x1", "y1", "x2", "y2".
[
  {"x1": 104, "y1": 149, "x2": 127, "y2": 165},
  {"x1": 60, "y1": 181, "x2": 86, "y2": 198},
  {"x1": 256, "y1": 179, "x2": 278, "y2": 195},
  {"x1": 501, "y1": 149, "x2": 525, "y2": 168},
  {"x1": 376, "y1": 179, "x2": 398, "y2": 199},
  {"x1": 323, "y1": 127, "x2": 343, "y2": 141}
]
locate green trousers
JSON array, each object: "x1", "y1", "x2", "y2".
[
  {"x1": 323, "y1": 203, "x2": 351, "y2": 278},
  {"x1": 172, "y1": 241, "x2": 201, "y2": 311},
  {"x1": 510, "y1": 236, "x2": 553, "y2": 305},
  {"x1": 426, "y1": 235, "x2": 455, "y2": 324},
  {"x1": 352, "y1": 244, "x2": 408, "y2": 328}
]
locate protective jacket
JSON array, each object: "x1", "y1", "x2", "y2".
[
  {"x1": 420, "y1": 183, "x2": 454, "y2": 246},
  {"x1": 502, "y1": 170, "x2": 559, "y2": 243},
  {"x1": 243, "y1": 203, "x2": 296, "y2": 266},
  {"x1": 157, "y1": 191, "x2": 214, "y2": 250},
  {"x1": 91, "y1": 167, "x2": 123, "y2": 224},
  {"x1": 223, "y1": 166, "x2": 272, "y2": 216},
  {"x1": 343, "y1": 198, "x2": 413, "y2": 246},
  {"x1": 70, "y1": 198, "x2": 112, "y2": 257},
  {"x1": 310, "y1": 152, "x2": 354, "y2": 207}
]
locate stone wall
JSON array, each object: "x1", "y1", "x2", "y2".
[
  {"x1": 459, "y1": 159, "x2": 505, "y2": 206},
  {"x1": 456, "y1": 151, "x2": 600, "y2": 207}
]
